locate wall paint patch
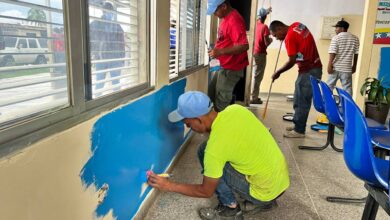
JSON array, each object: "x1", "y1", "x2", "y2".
[{"x1": 80, "y1": 80, "x2": 186, "y2": 220}]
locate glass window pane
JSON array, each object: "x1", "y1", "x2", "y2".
[
  {"x1": 169, "y1": 0, "x2": 179, "y2": 79},
  {"x1": 0, "y1": 0, "x2": 69, "y2": 127},
  {"x1": 179, "y1": 0, "x2": 195, "y2": 71},
  {"x1": 88, "y1": 0, "x2": 148, "y2": 99}
]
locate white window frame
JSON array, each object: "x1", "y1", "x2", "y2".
[{"x1": 169, "y1": 0, "x2": 207, "y2": 81}]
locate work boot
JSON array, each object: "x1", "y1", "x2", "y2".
[
  {"x1": 283, "y1": 130, "x2": 305, "y2": 138},
  {"x1": 199, "y1": 203, "x2": 244, "y2": 220},
  {"x1": 285, "y1": 126, "x2": 295, "y2": 131},
  {"x1": 241, "y1": 200, "x2": 278, "y2": 214},
  {"x1": 250, "y1": 98, "x2": 263, "y2": 104}
]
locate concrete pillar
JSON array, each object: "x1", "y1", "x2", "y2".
[
  {"x1": 154, "y1": 0, "x2": 170, "y2": 89},
  {"x1": 244, "y1": 0, "x2": 259, "y2": 105},
  {"x1": 353, "y1": 0, "x2": 378, "y2": 108}
]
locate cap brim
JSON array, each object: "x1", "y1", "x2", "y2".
[
  {"x1": 168, "y1": 110, "x2": 184, "y2": 123},
  {"x1": 207, "y1": 5, "x2": 218, "y2": 15}
]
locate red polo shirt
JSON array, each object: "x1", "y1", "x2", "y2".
[
  {"x1": 215, "y1": 9, "x2": 249, "y2": 71},
  {"x1": 285, "y1": 22, "x2": 322, "y2": 73}
]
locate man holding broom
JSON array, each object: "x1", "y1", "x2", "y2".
[{"x1": 269, "y1": 21, "x2": 322, "y2": 138}]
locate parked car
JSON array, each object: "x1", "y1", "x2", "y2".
[{"x1": 0, "y1": 37, "x2": 49, "y2": 66}]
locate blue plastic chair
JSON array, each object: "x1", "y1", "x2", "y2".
[
  {"x1": 310, "y1": 76, "x2": 325, "y2": 113},
  {"x1": 320, "y1": 81, "x2": 344, "y2": 127},
  {"x1": 321, "y1": 85, "x2": 389, "y2": 204},
  {"x1": 299, "y1": 77, "x2": 343, "y2": 152},
  {"x1": 339, "y1": 89, "x2": 390, "y2": 218}
]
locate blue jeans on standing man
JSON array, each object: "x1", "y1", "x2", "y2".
[
  {"x1": 197, "y1": 141, "x2": 267, "y2": 206},
  {"x1": 95, "y1": 61, "x2": 124, "y2": 91},
  {"x1": 293, "y1": 68, "x2": 323, "y2": 134}
]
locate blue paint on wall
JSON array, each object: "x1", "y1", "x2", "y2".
[
  {"x1": 80, "y1": 79, "x2": 186, "y2": 220},
  {"x1": 378, "y1": 47, "x2": 390, "y2": 88}
]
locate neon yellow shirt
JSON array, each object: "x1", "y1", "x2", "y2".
[{"x1": 203, "y1": 105, "x2": 290, "y2": 201}]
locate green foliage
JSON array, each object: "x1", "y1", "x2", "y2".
[
  {"x1": 360, "y1": 77, "x2": 390, "y2": 108},
  {"x1": 27, "y1": 9, "x2": 47, "y2": 27}
]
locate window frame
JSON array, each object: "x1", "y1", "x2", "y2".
[
  {"x1": 169, "y1": 0, "x2": 208, "y2": 82},
  {"x1": 0, "y1": 0, "x2": 152, "y2": 155}
]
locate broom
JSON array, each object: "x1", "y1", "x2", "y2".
[{"x1": 262, "y1": 40, "x2": 283, "y2": 119}]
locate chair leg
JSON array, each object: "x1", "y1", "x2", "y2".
[
  {"x1": 328, "y1": 125, "x2": 343, "y2": 152},
  {"x1": 299, "y1": 124, "x2": 343, "y2": 152},
  {"x1": 326, "y1": 196, "x2": 366, "y2": 204},
  {"x1": 361, "y1": 194, "x2": 379, "y2": 220}
]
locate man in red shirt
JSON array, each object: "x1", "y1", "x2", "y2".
[
  {"x1": 270, "y1": 21, "x2": 322, "y2": 138},
  {"x1": 207, "y1": 0, "x2": 249, "y2": 112},
  {"x1": 251, "y1": 7, "x2": 272, "y2": 104}
]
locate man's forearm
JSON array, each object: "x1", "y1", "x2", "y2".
[
  {"x1": 169, "y1": 182, "x2": 213, "y2": 198},
  {"x1": 328, "y1": 53, "x2": 336, "y2": 67},
  {"x1": 276, "y1": 57, "x2": 295, "y2": 75},
  {"x1": 219, "y1": 44, "x2": 249, "y2": 56},
  {"x1": 352, "y1": 54, "x2": 358, "y2": 72},
  {"x1": 327, "y1": 53, "x2": 336, "y2": 73}
]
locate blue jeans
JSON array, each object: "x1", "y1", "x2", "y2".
[
  {"x1": 197, "y1": 141, "x2": 265, "y2": 206},
  {"x1": 293, "y1": 68, "x2": 322, "y2": 134},
  {"x1": 95, "y1": 61, "x2": 123, "y2": 90},
  {"x1": 326, "y1": 70, "x2": 353, "y2": 95}
]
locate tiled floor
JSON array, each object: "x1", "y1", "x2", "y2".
[{"x1": 144, "y1": 94, "x2": 389, "y2": 220}]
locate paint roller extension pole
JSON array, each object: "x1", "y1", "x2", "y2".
[{"x1": 262, "y1": 40, "x2": 283, "y2": 120}]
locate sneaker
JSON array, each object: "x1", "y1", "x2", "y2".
[
  {"x1": 250, "y1": 98, "x2": 263, "y2": 104},
  {"x1": 241, "y1": 200, "x2": 278, "y2": 214},
  {"x1": 285, "y1": 126, "x2": 295, "y2": 131},
  {"x1": 199, "y1": 203, "x2": 244, "y2": 220},
  {"x1": 283, "y1": 130, "x2": 305, "y2": 138}
]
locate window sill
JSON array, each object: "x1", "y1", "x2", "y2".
[
  {"x1": 0, "y1": 85, "x2": 154, "y2": 157},
  {"x1": 169, "y1": 65, "x2": 208, "y2": 83}
]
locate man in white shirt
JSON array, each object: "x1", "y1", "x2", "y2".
[{"x1": 327, "y1": 20, "x2": 359, "y2": 95}]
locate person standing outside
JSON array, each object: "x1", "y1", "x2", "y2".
[
  {"x1": 207, "y1": 0, "x2": 249, "y2": 111},
  {"x1": 251, "y1": 7, "x2": 272, "y2": 104},
  {"x1": 270, "y1": 21, "x2": 322, "y2": 138},
  {"x1": 327, "y1": 20, "x2": 359, "y2": 95},
  {"x1": 148, "y1": 91, "x2": 290, "y2": 220},
  {"x1": 90, "y1": 1, "x2": 125, "y2": 97}
]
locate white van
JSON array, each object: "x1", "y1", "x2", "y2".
[{"x1": 0, "y1": 37, "x2": 49, "y2": 66}]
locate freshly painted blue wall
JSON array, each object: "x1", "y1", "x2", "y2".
[{"x1": 81, "y1": 79, "x2": 186, "y2": 220}]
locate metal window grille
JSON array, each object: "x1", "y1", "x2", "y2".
[
  {"x1": 169, "y1": 0, "x2": 206, "y2": 79},
  {"x1": 87, "y1": 0, "x2": 147, "y2": 99}
]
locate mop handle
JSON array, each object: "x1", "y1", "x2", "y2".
[
  {"x1": 262, "y1": 40, "x2": 283, "y2": 120},
  {"x1": 262, "y1": 82, "x2": 273, "y2": 119}
]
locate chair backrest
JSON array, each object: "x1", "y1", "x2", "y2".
[
  {"x1": 310, "y1": 76, "x2": 325, "y2": 113},
  {"x1": 320, "y1": 81, "x2": 343, "y2": 127},
  {"x1": 340, "y1": 90, "x2": 388, "y2": 188}
]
